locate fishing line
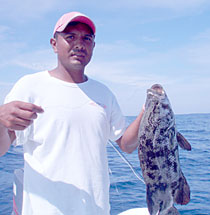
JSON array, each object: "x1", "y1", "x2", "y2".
[
  {"x1": 108, "y1": 140, "x2": 145, "y2": 184},
  {"x1": 108, "y1": 168, "x2": 120, "y2": 195}
]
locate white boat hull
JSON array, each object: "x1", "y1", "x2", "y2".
[{"x1": 118, "y1": 208, "x2": 149, "y2": 215}]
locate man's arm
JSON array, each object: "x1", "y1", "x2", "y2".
[
  {"x1": 0, "y1": 125, "x2": 15, "y2": 156},
  {"x1": 116, "y1": 106, "x2": 144, "y2": 154},
  {"x1": 0, "y1": 101, "x2": 44, "y2": 156}
]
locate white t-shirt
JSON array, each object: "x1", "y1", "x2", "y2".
[{"x1": 5, "y1": 71, "x2": 126, "y2": 215}]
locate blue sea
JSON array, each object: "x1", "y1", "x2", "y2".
[{"x1": 0, "y1": 114, "x2": 210, "y2": 215}]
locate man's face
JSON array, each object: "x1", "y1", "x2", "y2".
[{"x1": 52, "y1": 23, "x2": 95, "y2": 71}]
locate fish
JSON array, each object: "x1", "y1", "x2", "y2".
[{"x1": 138, "y1": 84, "x2": 191, "y2": 215}]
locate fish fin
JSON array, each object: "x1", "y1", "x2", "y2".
[
  {"x1": 146, "y1": 185, "x2": 160, "y2": 215},
  {"x1": 174, "y1": 172, "x2": 190, "y2": 205},
  {"x1": 176, "y1": 132, "x2": 191, "y2": 151},
  {"x1": 146, "y1": 185, "x2": 155, "y2": 215},
  {"x1": 165, "y1": 206, "x2": 180, "y2": 215}
]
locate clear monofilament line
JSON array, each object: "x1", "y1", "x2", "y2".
[{"x1": 108, "y1": 140, "x2": 145, "y2": 184}]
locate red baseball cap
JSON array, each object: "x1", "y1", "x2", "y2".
[{"x1": 53, "y1": 11, "x2": 96, "y2": 36}]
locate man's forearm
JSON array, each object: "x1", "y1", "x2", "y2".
[
  {"x1": 0, "y1": 101, "x2": 43, "y2": 157},
  {"x1": 117, "y1": 108, "x2": 144, "y2": 153},
  {"x1": 0, "y1": 124, "x2": 13, "y2": 156}
]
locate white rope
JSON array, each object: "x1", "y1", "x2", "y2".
[{"x1": 108, "y1": 140, "x2": 145, "y2": 184}]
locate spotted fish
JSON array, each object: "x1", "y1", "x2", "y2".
[{"x1": 138, "y1": 84, "x2": 191, "y2": 215}]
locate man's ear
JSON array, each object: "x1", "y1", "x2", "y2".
[{"x1": 50, "y1": 38, "x2": 57, "y2": 53}]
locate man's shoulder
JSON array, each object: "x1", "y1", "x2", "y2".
[
  {"x1": 4, "y1": 71, "x2": 48, "y2": 103},
  {"x1": 20, "y1": 71, "x2": 48, "y2": 81},
  {"x1": 14, "y1": 71, "x2": 48, "y2": 86}
]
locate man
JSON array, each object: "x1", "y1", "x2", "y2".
[{"x1": 0, "y1": 12, "x2": 144, "y2": 215}]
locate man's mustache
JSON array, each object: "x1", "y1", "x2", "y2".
[{"x1": 71, "y1": 48, "x2": 87, "y2": 55}]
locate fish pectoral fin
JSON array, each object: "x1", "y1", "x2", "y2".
[
  {"x1": 174, "y1": 173, "x2": 190, "y2": 205},
  {"x1": 176, "y1": 132, "x2": 192, "y2": 151}
]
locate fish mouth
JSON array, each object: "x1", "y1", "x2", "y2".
[
  {"x1": 151, "y1": 84, "x2": 163, "y2": 91},
  {"x1": 148, "y1": 84, "x2": 165, "y2": 96}
]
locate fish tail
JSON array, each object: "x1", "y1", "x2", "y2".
[
  {"x1": 164, "y1": 206, "x2": 180, "y2": 215},
  {"x1": 174, "y1": 172, "x2": 190, "y2": 205}
]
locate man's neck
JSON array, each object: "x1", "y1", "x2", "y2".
[{"x1": 48, "y1": 67, "x2": 87, "y2": 83}]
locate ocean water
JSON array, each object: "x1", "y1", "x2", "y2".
[{"x1": 0, "y1": 114, "x2": 210, "y2": 215}]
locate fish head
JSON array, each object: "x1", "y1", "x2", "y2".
[
  {"x1": 147, "y1": 84, "x2": 166, "y2": 102},
  {"x1": 144, "y1": 84, "x2": 174, "y2": 129}
]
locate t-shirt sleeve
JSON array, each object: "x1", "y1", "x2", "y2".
[
  {"x1": 4, "y1": 76, "x2": 32, "y2": 104},
  {"x1": 109, "y1": 95, "x2": 126, "y2": 142},
  {"x1": 4, "y1": 77, "x2": 31, "y2": 146}
]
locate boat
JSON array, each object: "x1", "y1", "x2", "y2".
[{"x1": 118, "y1": 208, "x2": 149, "y2": 215}]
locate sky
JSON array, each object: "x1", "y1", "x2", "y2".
[{"x1": 0, "y1": 0, "x2": 210, "y2": 116}]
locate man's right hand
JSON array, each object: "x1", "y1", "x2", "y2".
[{"x1": 0, "y1": 101, "x2": 44, "y2": 131}]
